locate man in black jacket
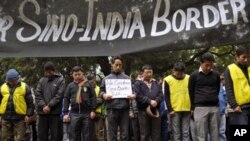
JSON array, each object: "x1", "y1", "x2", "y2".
[
  {"x1": 100, "y1": 56, "x2": 135, "y2": 141},
  {"x1": 35, "y1": 61, "x2": 65, "y2": 141},
  {"x1": 189, "y1": 53, "x2": 220, "y2": 141},
  {"x1": 0, "y1": 69, "x2": 34, "y2": 141},
  {"x1": 133, "y1": 65, "x2": 163, "y2": 141},
  {"x1": 63, "y1": 66, "x2": 96, "y2": 141}
]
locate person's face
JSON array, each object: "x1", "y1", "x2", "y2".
[
  {"x1": 220, "y1": 76, "x2": 225, "y2": 85},
  {"x1": 173, "y1": 70, "x2": 184, "y2": 79},
  {"x1": 200, "y1": 61, "x2": 214, "y2": 74},
  {"x1": 158, "y1": 79, "x2": 163, "y2": 85},
  {"x1": 236, "y1": 53, "x2": 249, "y2": 66},
  {"x1": 72, "y1": 71, "x2": 84, "y2": 81},
  {"x1": 44, "y1": 70, "x2": 54, "y2": 78},
  {"x1": 112, "y1": 59, "x2": 122, "y2": 73},
  {"x1": 90, "y1": 79, "x2": 96, "y2": 86},
  {"x1": 8, "y1": 79, "x2": 18, "y2": 87},
  {"x1": 143, "y1": 69, "x2": 153, "y2": 80},
  {"x1": 136, "y1": 74, "x2": 144, "y2": 80}
]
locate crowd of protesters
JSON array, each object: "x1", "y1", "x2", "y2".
[{"x1": 0, "y1": 47, "x2": 249, "y2": 141}]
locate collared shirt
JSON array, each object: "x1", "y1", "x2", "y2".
[
  {"x1": 143, "y1": 79, "x2": 153, "y2": 89},
  {"x1": 199, "y1": 67, "x2": 203, "y2": 73},
  {"x1": 199, "y1": 67, "x2": 213, "y2": 74}
]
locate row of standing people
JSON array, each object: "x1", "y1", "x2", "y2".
[
  {"x1": 164, "y1": 47, "x2": 249, "y2": 141},
  {"x1": 0, "y1": 47, "x2": 249, "y2": 141}
]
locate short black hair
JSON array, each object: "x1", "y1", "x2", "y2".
[
  {"x1": 135, "y1": 70, "x2": 143, "y2": 77},
  {"x1": 199, "y1": 52, "x2": 215, "y2": 63},
  {"x1": 111, "y1": 56, "x2": 122, "y2": 64},
  {"x1": 71, "y1": 66, "x2": 84, "y2": 73},
  {"x1": 236, "y1": 47, "x2": 249, "y2": 56},
  {"x1": 142, "y1": 65, "x2": 153, "y2": 71},
  {"x1": 44, "y1": 61, "x2": 55, "y2": 71},
  {"x1": 87, "y1": 73, "x2": 95, "y2": 80},
  {"x1": 173, "y1": 62, "x2": 185, "y2": 72}
]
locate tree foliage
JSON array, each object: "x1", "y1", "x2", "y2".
[{"x1": 0, "y1": 44, "x2": 249, "y2": 87}]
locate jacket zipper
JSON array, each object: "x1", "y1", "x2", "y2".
[{"x1": 79, "y1": 104, "x2": 81, "y2": 114}]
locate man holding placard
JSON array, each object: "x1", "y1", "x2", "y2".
[{"x1": 100, "y1": 56, "x2": 135, "y2": 141}]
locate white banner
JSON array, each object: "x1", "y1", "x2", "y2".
[{"x1": 105, "y1": 79, "x2": 132, "y2": 98}]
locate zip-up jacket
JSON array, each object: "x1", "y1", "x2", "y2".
[
  {"x1": 35, "y1": 74, "x2": 65, "y2": 115},
  {"x1": 100, "y1": 72, "x2": 130, "y2": 110},
  {"x1": 0, "y1": 81, "x2": 34, "y2": 120},
  {"x1": 133, "y1": 80, "x2": 163, "y2": 111},
  {"x1": 63, "y1": 81, "x2": 96, "y2": 114}
]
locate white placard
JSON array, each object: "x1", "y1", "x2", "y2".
[{"x1": 105, "y1": 79, "x2": 132, "y2": 98}]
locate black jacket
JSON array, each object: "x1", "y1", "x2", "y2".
[
  {"x1": 133, "y1": 80, "x2": 163, "y2": 110},
  {"x1": 0, "y1": 81, "x2": 34, "y2": 120},
  {"x1": 35, "y1": 74, "x2": 65, "y2": 115},
  {"x1": 63, "y1": 81, "x2": 96, "y2": 114}
]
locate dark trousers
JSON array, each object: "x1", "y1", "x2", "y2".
[
  {"x1": 37, "y1": 115, "x2": 63, "y2": 141},
  {"x1": 90, "y1": 113, "x2": 106, "y2": 141},
  {"x1": 161, "y1": 114, "x2": 168, "y2": 141},
  {"x1": 228, "y1": 108, "x2": 250, "y2": 125},
  {"x1": 106, "y1": 109, "x2": 129, "y2": 141},
  {"x1": 31, "y1": 122, "x2": 37, "y2": 141},
  {"x1": 129, "y1": 114, "x2": 140, "y2": 141},
  {"x1": 138, "y1": 111, "x2": 161, "y2": 141},
  {"x1": 69, "y1": 112, "x2": 91, "y2": 141}
]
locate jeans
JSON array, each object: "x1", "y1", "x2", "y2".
[
  {"x1": 161, "y1": 113, "x2": 168, "y2": 141},
  {"x1": 219, "y1": 114, "x2": 227, "y2": 141}
]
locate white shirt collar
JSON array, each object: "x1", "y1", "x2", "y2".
[{"x1": 199, "y1": 67, "x2": 213, "y2": 73}]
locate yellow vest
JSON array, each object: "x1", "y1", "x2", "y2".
[
  {"x1": 164, "y1": 75, "x2": 191, "y2": 111},
  {"x1": 228, "y1": 64, "x2": 250, "y2": 105},
  {"x1": 0, "y1": 82, "x2": 27, "y2": 115},
  {"x1": 95, "y1": 85, "x2": 101, "y2": 113}
]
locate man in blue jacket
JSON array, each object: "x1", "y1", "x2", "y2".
[
  {"x1": 218, "y1": 74, "x2": 227, "y2": 141},
  {"x1": 134, "y1": 65, "x2": 163, "y2": 141}
]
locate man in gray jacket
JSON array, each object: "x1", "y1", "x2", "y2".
[
  {"x1": 35, "y1": 61, "x2": 66, "y2": 141},
  {"x1": 100, "y1": 56, "x2": 135, "y2": 141}
]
